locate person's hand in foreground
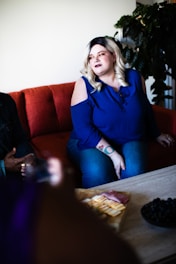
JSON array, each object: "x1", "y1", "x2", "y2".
[{"x1": 4, "y1": 147, "x2": 35, "y2": 174}]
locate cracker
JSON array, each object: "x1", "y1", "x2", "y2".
[{"x1": 82, "y1": 194, "x2": 126, "y2": 217}]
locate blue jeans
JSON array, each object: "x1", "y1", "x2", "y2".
[{"x1": 67, "y1": 139, "x2": 148, "y2": 188}]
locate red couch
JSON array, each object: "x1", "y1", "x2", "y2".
[{"x1": 9, "y1": 83, "x2": 176, "y2": 186}]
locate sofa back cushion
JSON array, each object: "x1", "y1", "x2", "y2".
[
  {"x1": 50, "y1": 82, "x2": 74, "y2": 131},
  {"x1": 24, "y1": 86, "x2": 59, "y2": 138},
  {"x1": 152, "y1": 105, "x2": 176, "y2": 136}
]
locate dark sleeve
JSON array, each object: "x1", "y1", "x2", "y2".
[
  {"x1": 71, "y1": 100, "x2": 101, "y2": 149},
  {"x1": 4, "y1": 94, "x2": 34, "y2": 157}
]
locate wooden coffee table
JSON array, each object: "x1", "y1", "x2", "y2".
[{"x1": 91, "y1": 165, "x2": 176, "y2": 264}]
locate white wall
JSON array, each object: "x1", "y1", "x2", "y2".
[
  {"x1": 0, "y1": 0, "x2": 135, "y2": 92},
  {"x1": 137, "y1": 0, "x2": 153, "y2": 4},
  {"x1": 137, "y1": 0, "x2": 164, "y2": 4}
]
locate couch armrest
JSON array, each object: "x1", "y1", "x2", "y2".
[{"x1": 152, "y1": 105, "x2": 176, "y2": 137}]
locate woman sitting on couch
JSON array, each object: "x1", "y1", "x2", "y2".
[{"x1": 67, "y1": 36, "x2": 175, "y2": 188}]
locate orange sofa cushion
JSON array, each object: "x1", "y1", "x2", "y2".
[
  {"x1": 49, "y1": 83, "x2": 74, "y2": 131},
  {"x1": 24, "y1": 86, "x2": 59, "y2": 138},
  {"x1": 31, "y1": 132, "x2": 71, "y2": 165},
  {"x1": 153, "y1": 104, "x2": 176, "y2": 136}
]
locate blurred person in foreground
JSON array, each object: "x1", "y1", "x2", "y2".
[{"x1": 1, "y1": 158, "x2": 141, "y2": 264}]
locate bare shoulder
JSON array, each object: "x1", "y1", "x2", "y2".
[{"x1": 71, "y1": 77, "x2": 88, "y2": 106}]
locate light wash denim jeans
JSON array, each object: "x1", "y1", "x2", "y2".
[{"x1": 67, "y1": 139, "x2": 148, "y2": 188}]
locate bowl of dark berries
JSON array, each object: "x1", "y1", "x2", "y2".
[{"x1": 141, "y1": 198, "x2": 176, "y2": 228}]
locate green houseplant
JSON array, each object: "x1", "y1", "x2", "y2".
[{"x1": 113, "y1": 1, "x2": 176, "y2": 104}]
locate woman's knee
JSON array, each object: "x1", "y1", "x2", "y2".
[
  {"x1": 121, "y1": 141, "x2": 148, "y2": 179},
  {"x1": 80, "y1": 150, "x2": 116, "y2": 187}
]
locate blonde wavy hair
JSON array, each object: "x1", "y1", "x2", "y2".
[{"x1": 81, "y1": 36, "x2": 128, "y2": 92}]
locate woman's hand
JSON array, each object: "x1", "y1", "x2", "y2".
[
  {"x1": 96, "y1": 138, "x2": 125, "y2": 179},
  {"x1": 109, "y1": 151, "x2": 125, "y2": 179},
  {"x1": 156, "y1": 133, "x2": 175, "y2": 147}
]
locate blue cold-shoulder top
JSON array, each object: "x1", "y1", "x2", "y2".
[{"x1": 70, "y1": 69, "x2": 160, "y2": 150}]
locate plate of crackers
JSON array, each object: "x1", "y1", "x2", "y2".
[{"x1": 75, "y1": 188, "x2": 130, "y2": 231}]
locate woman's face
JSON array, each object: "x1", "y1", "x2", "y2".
[{"x1": 88, "y1": 44, "x2": 115, "y2": 77}]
